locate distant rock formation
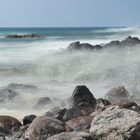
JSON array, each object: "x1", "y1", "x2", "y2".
[{"x1": 6, "y1": 34, "x2": 41, "y2": 39}]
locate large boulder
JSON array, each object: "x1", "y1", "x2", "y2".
[
  {"x1": 47, "y1": 132, "x2": 94, "y2": 140},
  {"x1": 25, "y1": 116, "x2": 65, "y2": 140},
  {"x1": 65, "y1": 116, "x2": 93, "y2": 132},
  {"x1": 105, "y1": 86, "x2": 129, "y2": 104},
  {"x1": 67, "y1": 41, "x2": 102, "y2": 50},
  {"x1": 0, "y1": 116, "x2": 22, "y2": 132},
  {"x1": 69, "y1": 85, "x2": 97, "y2": 108},
  {"x1": 90, "y1": 106, "x2": 140, "y2": 140}
]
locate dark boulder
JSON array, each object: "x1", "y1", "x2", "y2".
[
  {"x1": 47, "y1": 132, "x2": 94, "y2": 140},
  {"x1": 23, "y1": 115, "x2": 37, "y2": 125},
  {"x1": 105, "y1": 85, "x2": 129, "y2": 104},
  {"x1": 67, "y1": 41, "x2": 102, "y2": 50},
  {"x1": 63, "y1": 108, "x2": 83, "y2": 122},
  {"x1": 69, "y1": 85, "x2": 97, "y2": 108},
  {"x1": 6, "y1": 34, "x2": 41, "y2": 39},
  {"x1": 25, "y1": 116, "x2": 65, "y2": 140},
  {"x1": 0, "y1": 116, "x2": 22, "y2": 132}
]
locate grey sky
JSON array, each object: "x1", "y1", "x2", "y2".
[{"x1": 0, "y1": 0, "x2": 139, "y2": 27}]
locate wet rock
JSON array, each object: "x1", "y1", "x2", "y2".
[
  {"x1": 96, "y1": 98, "x2": 111, "y2": 109},
  {"x1": 25, "y1": 116, "x2": 65, "y2": 140},
  {"x1": 35, "y1": 97, "x2": 52, "y2": 109},
  {"x1": 0, "y1": 127, "x2": 12, "y2": 139},
  {"x1": 67, "y1": 41, "x2": 102, "y2": 50},
  {"x1": 0, "y1": 116, "x2": 22, "y2": 132},
  {"x1": 7, "y1": 83, "x2": 38, "y2": 92},
  {"x1": 23, "y1": 115, "x2": 37, "y2": 125},
  {"x1": 90, "y1": 106, "x2": 140, "y2": 140},
  {"x1": 45, "y1": 108, "x2": 67, "y2": 121},
  {"x1": 65, "y1": 116, "x2": 93, "y2": 132},
  {"x1": 69, "y1": 85, "x2": 97, "y2": 108},
  {"x1": 47, "y1": 132, "x2": 94, "y2": 140},
  {"x1": 6, "y1": 34, "x2": 41, "y2": 39},
  {"x1": 105, "y1": 85, "x2": 129, "y2": 104},
  {"x1": 0, "y1": 88, "x2": 18, "y2": 102},
  {"x1": 63, "y1": 108, "x2": 83, "y2": 122}
]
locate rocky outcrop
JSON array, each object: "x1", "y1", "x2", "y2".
[
  {"x1": 90, "y1": 106, "x2": 140, "y2": 140},
  {"x1": 0, "y1": 116, "x2": 22, "y2": 132},
  {"x1": 69, "y1": 85, "x2": 97, "y2": 108},
  {"x1": 67, "y1": 41, "x2": 102, "y2": 50},
  {"x1": 25, "y1": 116, "x2": 65, "y2": 140},
  {"x1": 67, "y1": 36, "x2": 140, "y2": 51},
  {"x1": 105, "y1": 85, "x2": 129, "y2": 104},
  {"x1": 47, "y1": 132, "x2": 94, "y2": 140},
  {"x1": 6, "y1": 34, "x2": 41, "y2": 39},
  {"x1": 23, "y1": 115, "x2": 37, "y2": 125}
]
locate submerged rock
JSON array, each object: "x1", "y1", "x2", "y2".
[
  {"x1": 90, "y1": 106, "x2": 140, "y2": 140},
  {"x1": 25, "y1": 116, "x2": 65, "y2": 140},
  {"x1": 34, "y1": 97, "x2": 52, "y2": 109},
  {"x1": 47, "y1": 132, "x2": 94, "y2": 140},
  {"x1": 69, "y1": 85, "x2": 97, "y2": 108},
  {"x1": 0, "y1": 116, "x2": 22, "y2": 132},
  {"x1": 105, "y1": 85, "x2": 129, "y2": 104},
  {"x1": 7, "y1": 83, "x2": 38, "y2": 91},
  {"x1": 67, "y1": 41, "x2": 102, "y2": 50}
]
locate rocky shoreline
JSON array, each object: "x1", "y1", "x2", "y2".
[{"x1": 0, "y1": 84, "x2": 140, "y2": 140}]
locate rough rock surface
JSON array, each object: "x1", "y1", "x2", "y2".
[
  {"x1": 65, "y1": 116, "x2": 93, "y2": 131},
  {"x1": 67, "y1": 41, "x2": 102, "y2": 50},
  {"x1": 0, "y1": 116, "x2": 22, "y2": 131},
  {"x1": 90, "y1": 106, "x2": 140, "y2": 140},
  {"x1": 105, "y1": 85, "x2": 129, "y2": 104},
  {"x1": 47, "y1": 132, "x2": 94, "y2": 140},
  {"x1": 69, "y1": 85, "x2": 97, "y2": 108},
  {"x1": 25, "y1": 116, "x2": 65, "y2": 140},
  {"x1": 23, "y1": 115, "x2": 37, "y2": 125}
]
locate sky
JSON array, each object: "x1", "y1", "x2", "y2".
[{"x1": 0, "y1": 0, "x2": 139, "y2": 27}]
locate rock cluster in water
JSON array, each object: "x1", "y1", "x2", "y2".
[
  {"x1": 67, "y1": 36, "x2": 140, "y2": 50},
  {"x1": 0, "y1": 84, "x2": 140, "y2": 140},
  {"x1": 6, "y1": 34, "x2": 41, "y2": 39}
]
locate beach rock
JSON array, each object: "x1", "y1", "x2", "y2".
[
  {"x1": 105, "y1": 85, "x2": 129, "y2": 104},
  {"x1": 69, "y1": 85, "x2": 97, "y2": 108},
  {"x1": 0, "y1": 116, "x2": 22, "y2": 131},
  {"x1": 67, "y1": 41, "x2": 102, "y2": 50},
  {"x1": 65, "y1": 116, "x2": 93, "y2": 132},
  {"x1": 7, "y1": 83, "x2": 38, "y2": 91},
  {"x1": 96, "y1": 98, "x2": 111, "y2": 109},
  {"x1": 6, "y1": 34, "x2": 41, "y2": 39},
  {"x1": 45, "y1": 108, "x2": 67, "y2": 121},
  {"x1": 47, "y1": 132, "x2": 94, "y2": 140},
  {"x1": 0, "y1": 127, "x2": 12, "y2": 139},
  {"x1": 90, "y1": 106, "x2": 140, "y2": 140},
  {"x1": 25, "y1": 116, "x2": 65, "y2": 140},
  {"x1": 35, "y1": 97, "x2": 52, "y2": 108},
  {"x1": 23, "y1": 115, "x2": 37, "y2": 125},
  {"x1": 63, "y1": 108, "x2": 83, "y2": 122},
  {"x1": 0, "y1": 88, "x2": 18, "y2": 101}
]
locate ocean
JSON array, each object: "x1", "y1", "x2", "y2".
[{"x1": 0, "y1": 27, "x2": 140, "y2": 118}]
